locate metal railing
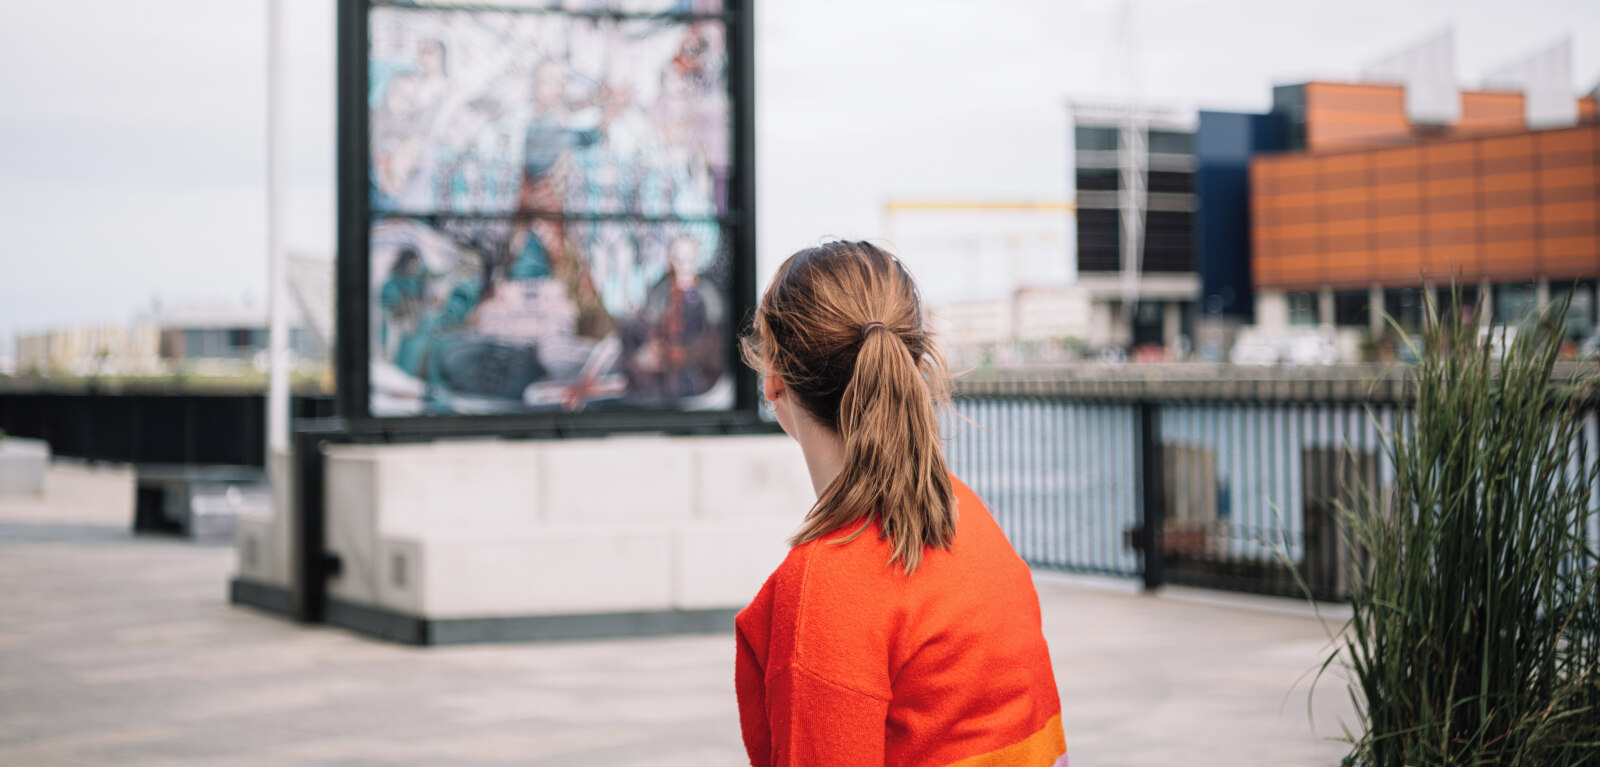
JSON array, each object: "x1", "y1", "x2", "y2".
[
  {"x1": 9, "y1": 373, "x2": 1596, "y2": 606},
  {"x1": 946, "y1": 398, "x2": 1142, "y2": 579},
  {"x1": 947, "y1": 376, "x2": 1600, "y2": 601}
]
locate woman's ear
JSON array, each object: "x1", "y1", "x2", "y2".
[{"x1": 762, "y1": 370, "x2": 786, "y2": 405}]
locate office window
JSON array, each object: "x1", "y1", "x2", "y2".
[
  {"x1": 184, "y1": 329, "x2": 210, "y2": 359},
  {"x1": 1143, "y1": 210, "x2": 1194, "y2": 272},
  {"x1": 1075, "y1": 168, "x2": 1118, "y2": 192},
  {"x1": 1385, "y1": 288, "x2": 1425, "y2": 332},
  {"x1": 1493, "y1": 282, "x2": 1538, "y2": 326},
  {"x1": 1075, "y1": 126, "x2": 1118, "y2": 152},
  {"x1": 1288, "y1": 291, "x2": 1318, "y2": 326},
  {"x1": 1433, "y1": 284, "x2": 1480, "y2": 325},
  {"x1": 1147, "y1": 130, "x2": 1194, "y2": 155},
  {"x1": 1334, "y1": 291, "x2": 1369, "y2": 328},
  {"x1": 1147, "y1": 170, "x2": 1194, "y2": 194},
  {"x1": 1076, "y1": 208, "x2": 1121, "y2": 272},
  {"x1": 1551, "y1": 280, "x2": 1597, "y2": 340}
]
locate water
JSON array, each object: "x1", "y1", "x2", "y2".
[{"x1": 946, "y1": 397, "x2": 1600, "y2": 588}]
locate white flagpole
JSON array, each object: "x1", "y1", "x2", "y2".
[{"x1": 266, "y1": 0, "x2": 290, "y2": 458}]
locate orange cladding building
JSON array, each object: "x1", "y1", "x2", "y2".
[{"x1": 1249, "y1": 81, "x2": 1600, "y2": 336}]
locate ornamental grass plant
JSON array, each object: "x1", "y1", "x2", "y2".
[{"x1": 1329, "y1": 291, "x2": 1600, "y2": 766}]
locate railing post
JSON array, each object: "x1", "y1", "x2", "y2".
[{"x1": 1139, "y1": 401, "x2": 1165, "y2": 591}]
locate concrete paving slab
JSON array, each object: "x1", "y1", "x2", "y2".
[{"x1": 0, "y1": 521, "x2": 1357, "y2": 766}]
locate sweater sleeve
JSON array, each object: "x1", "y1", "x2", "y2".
[
  {"x1": 735, "y1": 544, "x2": 894, "y2": 766},
  {"x1": 735, "y1": 615, "x2": 773, "y2": 766},
  {"x1": 763, "y1": 662, "x2": 889, "y2": 765}
]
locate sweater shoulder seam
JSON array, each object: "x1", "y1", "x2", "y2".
[
  {"x1": 791, "y1": 660, "x2": 893, "y2": 703},
  {"x1": 786, "y1": 539, "x2": 893, "y2": 703},
  {"x1": 791, "y1": 540, "x2": 818, "y2": 660}
]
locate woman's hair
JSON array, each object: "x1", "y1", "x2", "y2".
[{"x1": 742, "y1": 240, "x2": 955, "y2": 574}]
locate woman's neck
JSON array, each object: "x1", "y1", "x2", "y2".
[{"x1": 793, "y1": 415, "x2": 845, "y2": 499}]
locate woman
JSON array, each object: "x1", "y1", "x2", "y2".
[{"x1": 736, "y1": 241, "x2": 1068, "y2": 766}]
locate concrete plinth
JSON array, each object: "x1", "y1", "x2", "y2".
[
  {"x1": 0, "y1": 438, "x2": 49, "y2": 497},
  {"x1": 231, "y1": 449, "x2": 296, "y2": 612},
  {"x1": 234, "y1": 434, "x2": 812, "y2": 644}
]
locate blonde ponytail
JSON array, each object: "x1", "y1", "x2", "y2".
[{"x1": 742, "y1": 241, "x2": 956, "y2": 573}]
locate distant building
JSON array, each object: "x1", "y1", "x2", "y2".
[
  {"x1": 1185, "y1": 109, "x2": 1291, "y2": 361},
  {"x1": 1070, "y1": 103, "x2": 1198, "y2": 353},
  {"x1": 1247, "y1": 37, "x2": 1599, "y2": 352},
  {"x1": 1169, "y1": 32, "x2": 1600, "y2": 364},
  {"x1": 933, "y1": 299, "x2": 1011, "y2": 350},
  {"x1": 1014, "y1": 286, "x2": 1094, "y2": 344},
  {"x1": 1195, "y1": 110, "x2": 1287, "y2": 324},
  {"x1": 12, "y1": 256, "x2": 334, "y2": 377},
  {"x1": 146, "y1": 303, "x2": 327, "y2": 370},
  {"x1": 15, "y1": 325, "x2": 161, "y2": 376},
  {"x1": 931, "y1": 285, "x2": 1092, "y2": 363},
  {"x1": 149, "y1": 256, "x2": 333, "y2": 370}
]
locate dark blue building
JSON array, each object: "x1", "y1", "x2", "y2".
[{"x1": 1194, "y1": 110, "x2": 1286, "y2": 322}]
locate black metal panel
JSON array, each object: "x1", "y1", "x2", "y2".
[{"x1": 0, "y1": 391, "x2": 337, "y2": 467}]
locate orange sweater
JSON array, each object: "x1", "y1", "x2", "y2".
[{"x1": 735, "y1": 475, "x2": 1068, "y2": 766}]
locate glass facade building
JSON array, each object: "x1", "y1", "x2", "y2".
[{"x1": 1073, "y1": 120, "x2": 1197, "y2": 275}]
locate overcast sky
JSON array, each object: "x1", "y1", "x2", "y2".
[{"x1": 1, "y1": 0, "x2": 1597, "y2": 349}]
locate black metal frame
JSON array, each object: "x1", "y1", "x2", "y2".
[
  {"x1": 335, "y1": 0, "x2": 761, "y2": 437},
  {"x1": 334, "y1": 0, "x2": 368, "y2": 421}
]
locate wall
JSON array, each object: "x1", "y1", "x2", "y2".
[
  {"x1": 1252, "y1": 123, "x2": 1600, "y2": 291},
  {"x1": 1303, "y1": 82, "x2": 1411, "y2": 150},
  {"x1": 300, "y1": 434, "x2": 812, "y2": 621},
  {"x1": 234, "y1": 449, "x2": 296, "y2": 593},
  {"x1": 1459, "y1": 91, "x2": 1525, "y2": 135}
]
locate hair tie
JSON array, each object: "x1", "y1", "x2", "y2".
[{"x1": 860, "y1": 321, "x2": 887, "y2": 341}]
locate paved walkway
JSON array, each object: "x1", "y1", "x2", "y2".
[{"x1": 1, "y1": 470, "x2": 1357, "y2": 767}]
